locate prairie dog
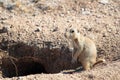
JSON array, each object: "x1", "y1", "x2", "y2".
[{"x1": 64, "y1": 28, "x2": 105, "y2": 70}]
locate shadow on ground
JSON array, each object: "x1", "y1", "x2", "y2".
[{"x1": 0, "y1": 40, "x2": 81, "y2": 78}]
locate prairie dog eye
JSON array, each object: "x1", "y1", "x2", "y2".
[{"x1": 70, "y1": 29, "x2": 74, "y2": 33}]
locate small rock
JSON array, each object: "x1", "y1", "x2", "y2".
[
  {"x1": 6, "y1": 4, "x2": 15, "y2": 10},
  {"x1": 31, "y1": 0, "x2": 39, "y2": 3},
  {"x1": 102, "y1": 33, "x2": 108, "y2": 37},
  {"x1": 36, "y1": 3, "x2": 50, "y2": 11},
  {"x1": 88, "y1": 28, "x2": 92, "y2": 31},
  {"x1": 35, "y1": 28, "x2": 40, "y2": 32},
  {"x1": 35, "y1": 24, "x2": 39, "y2": 27},
  {"x1": 81, "y1": 8, "x2": 91, "y2": 15},
  {"x1": 88, "y1": 74, "x2": 95, "y2": 79},
  {"x1": 83, "y1": 25, "x2": 92, "y2": 31},
  {"x1": 0, "y1": 17, "x2": 7, "y2": 20},
  {"x1": 0, "y1": 27, "x2": 8, "y2": 33},
  {"x1": 59, "y1": 13, "x2": 65, "y2": 17},
  {"x1": 99, "y1": 0, "x2": 109, "y2": 4},
  {"x1": 52, "y1": 27, "x2": 58, "y2": 32},
  {"x1": 0, "y1": 0, "x2": 15, "y2": 11}
]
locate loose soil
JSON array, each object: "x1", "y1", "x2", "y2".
[{"x1": 0, "y1": 0, "x2": 120, "y2": 80}]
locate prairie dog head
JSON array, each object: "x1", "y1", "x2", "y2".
[
  {"x1": 65, "y1": 28, "x2": 80, "y2": 40},
  {"x1": 64, "y1": 28, "x2": 80, "y2": 53}
]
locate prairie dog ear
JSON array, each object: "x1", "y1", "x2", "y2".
[{"x1": 65, "y1": 28, "x2": 68, "y2": 32}]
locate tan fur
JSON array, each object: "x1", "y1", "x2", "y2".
[{"x1": 65, "y1": 28, "x2": 105, "y2": 70}]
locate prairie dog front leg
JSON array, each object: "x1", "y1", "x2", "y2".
[{"x1": 71, "y1": 50, "x2": 80, "y2": 63}]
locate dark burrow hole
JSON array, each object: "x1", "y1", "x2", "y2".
[
  {"x1": 1, "y1": 57, "x2": 47, "y2": 78},
  {"x1": 0, "y1": 41, "x2": 79, "y2": 78}
]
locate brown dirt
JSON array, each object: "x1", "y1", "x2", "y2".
[
  {"x1": 3, "y1": 60, "x2": 120, "y2": 80},
  {"x1": 0, "y1": 0, "x2": 120, "y2": 80}
]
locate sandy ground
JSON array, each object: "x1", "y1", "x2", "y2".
[
  {"x1": 3, "y1": 60, "x2": 120, "y2": 80},
  {"x1": 0, "y1": 0, "x2": 120, "y2": 80}
]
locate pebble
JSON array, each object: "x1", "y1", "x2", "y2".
[
  {"x1": 81, "y1": 8, "x2": 91, "y2": 15},
  {"x1": 99, "y1": 0, "x2": 109, "y2": 4}
]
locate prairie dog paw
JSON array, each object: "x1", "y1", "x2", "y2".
[
  {"x1": 69, "y1": 48, "x2": 74, "y2": 53},
  {"x1": 71, "y1": 58, "x2": 76, "y2": 63}
]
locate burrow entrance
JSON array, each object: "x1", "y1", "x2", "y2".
[
  {"x1": 1, "y1": 57, "x2": 47, "y2": 78},
  {"x1": 0, "y1": 41, "x2": 80, "y2": 78}
]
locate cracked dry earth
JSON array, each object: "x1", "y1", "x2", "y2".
[{"x1": 0, "y1": 0, "x2": 120, "y2": 80}]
